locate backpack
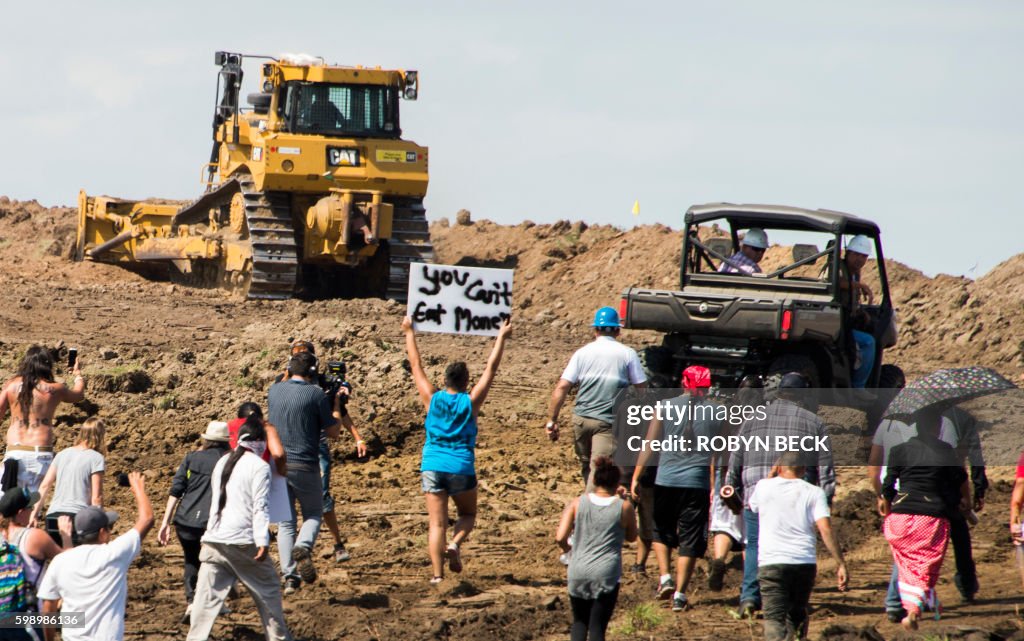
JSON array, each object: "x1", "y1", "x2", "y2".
[{"x1": 0, "y1": 539, "x2": 28, "y2": 613}]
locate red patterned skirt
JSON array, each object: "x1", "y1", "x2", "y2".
[{"x1": 883, "y1": 513, "x2": 950, "y2": 617}]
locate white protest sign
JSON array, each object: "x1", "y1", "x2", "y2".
[{"x1": 407, "y1": 263, "x2": 513, "y2": 336}]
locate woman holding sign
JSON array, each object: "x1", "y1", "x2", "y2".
[{"x1": 402, "y1": 315, "x2": 512, "y2": 584}]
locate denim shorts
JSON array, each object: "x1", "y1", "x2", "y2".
[{"x1": 421, "y1": 471, "x2": 477, "y2": 496}]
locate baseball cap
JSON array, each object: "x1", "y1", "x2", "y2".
[
  {"x1": 75, "y1": 506, "x2": 120, "y2": 537},
  {"x1": 0, "y1": 487, "x2": 39, "y2": 518}
]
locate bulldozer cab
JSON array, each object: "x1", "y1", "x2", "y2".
[{"x1": 282, "y1": 82, "x2": 399, "y2": 138}]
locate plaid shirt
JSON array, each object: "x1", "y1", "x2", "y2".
[
  {"x1": 718, "y1": 251, "x2": 762, "y2": 275},
  {"x1": 726, "y1": 398, "x2": 835, "y2": 508}
]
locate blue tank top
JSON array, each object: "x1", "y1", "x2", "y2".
[{"x1": 420, "y1": 391, "x2": 477, "y2": 475}]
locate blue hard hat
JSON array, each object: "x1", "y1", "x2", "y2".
[{"x1": 592, "y1": 306, "x2": 621, "y2": 328}]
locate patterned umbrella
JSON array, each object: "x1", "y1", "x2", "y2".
[{"x1": 884, "y1": 366, "x2": 1017, "y2": 419}]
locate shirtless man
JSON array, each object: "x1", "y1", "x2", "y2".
[{"x1": 0, "y1": 345, "x2": 86, "y2": 491}]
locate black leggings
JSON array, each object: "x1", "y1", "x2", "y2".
[
  {"x1": 176, "y1": 525, "x2": 205, "y2": 603},
  {"x1": 570, "y1": 585, "x2": 619, "y2": 641}
]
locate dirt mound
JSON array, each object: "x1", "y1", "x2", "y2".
[{"x1": 1, "y1": 198, "x2": 1023, "y2": 640}]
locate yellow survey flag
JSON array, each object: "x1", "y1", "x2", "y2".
[{"x1": 631, "y1": 200, "x2": 640, "y2": 216}]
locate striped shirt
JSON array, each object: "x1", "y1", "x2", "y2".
[
  {"x1": 267, "y1": 378, "x2": 334, "y2": 464},
  {"x1": 726, "y1": 398, "x2": 835, "y2": 507}
]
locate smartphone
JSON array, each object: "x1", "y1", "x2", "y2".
[
  {"x1": 117, "y1": 473, "x2": 130, "y2": 488},
  {"x1": 67, "y1": 348, "x2": 78, "y2": 370}
]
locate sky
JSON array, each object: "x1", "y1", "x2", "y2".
[{"x1": 1, "y1": 1, "x2": 1021, "y2": 278}]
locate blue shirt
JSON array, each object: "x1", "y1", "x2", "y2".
[
  {"x1": 654, "y1": 395, "x2": 721, "y2": 490},
  {"x1": 421, "y1": 391, "x2": 477, "y2": 475}
]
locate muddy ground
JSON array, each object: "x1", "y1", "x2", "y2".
[{"x1": 0, "y1": 198, "x2": 1022, "y2": 640}]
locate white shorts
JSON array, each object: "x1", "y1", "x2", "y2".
[
  {"x1": 709, "y1": 491, "x2": 745, "y2": 546},
  {"x1": 3, "y1": 449, "x2": 54, "y2": 493}
]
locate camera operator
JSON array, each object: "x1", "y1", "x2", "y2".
[
  {"x1": 280, "y1": 341, "x2": 367, "y2": 565},
  {"x1": 267, "y1": 351, "x2": 342, "y2": 595}
]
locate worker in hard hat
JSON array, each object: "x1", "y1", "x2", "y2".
[
  {"x1": 545, "y1": 307, "x2": 647, "y2": 489},
  {"x1": 839, "y1": 235, "x2": 875, "y2": 388},
  {"x1": 718, "y1": 229, "x2": 768, "y2": 275}
]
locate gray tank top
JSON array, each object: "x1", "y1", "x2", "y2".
[
  {"x1": 567, "y1": 493, "x2": 624, "y2": 599},
  {"x1": 12, "y1": 527, "x2": 44, "y2": 587}
]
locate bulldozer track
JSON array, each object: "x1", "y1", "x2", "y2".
[
  {"x1": 239, "y1": 177, "x2": 298, "y2": 300},
  {"x1": 388, "y1": 200, "x2": 434, "y2": 301}
]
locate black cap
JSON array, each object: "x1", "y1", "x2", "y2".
[
  {"x1": 0, "y1": 487, "x2": 40, "y2": 518},
  {"x1": 778, "y1": 372, "x2": 811, "y2": 389}
]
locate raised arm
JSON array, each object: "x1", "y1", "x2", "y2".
[
  {"x1": 470, "y1": 318, "x2": 512, "y2": 412},
  {"x1": 128, "y1": 471, "x2": 155, "y2": 539},
  {"x1": 402, "y1": 316, "x2": 435, "y2": 410},
  {"x1": 61, "y1": 358, "x2": 86, "y2": 404}
]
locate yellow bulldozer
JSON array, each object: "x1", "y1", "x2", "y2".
[{"x1": 76, "y1": 51, "x2": 433, "y2": 300}]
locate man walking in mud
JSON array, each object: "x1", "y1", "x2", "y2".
[
  {"x1": 268, "y1": 351, "x2": 343, "y2": 595},
  {"x1": 545, "y1": 307, "x2": 646, "y2": 489},
  {"x1": 0, "y1": 345, "x2": 86, "y2": 492},
  {"x1": 724, "y1": 373, "x2": 835, "y2": 620}
]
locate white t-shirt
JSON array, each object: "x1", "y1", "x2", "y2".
[
  {"x1": 561, "y1": 336, "x2": 646, "y2": 424},
  {"x1": 36, "y1": 529, "x2": 141, "y2": 641},
  {"x1": 749, "y1": 476, "x2": 829, "y2": 566},
  {"x1": 871, "y1": 417, "x2": 965, "y2": 483}
]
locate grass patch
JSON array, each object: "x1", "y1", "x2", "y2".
[
  {"x1": 155, "y1": 395, "x2": 177, "y2": 410},
  {"x1": 258, "y1": 349, "x2": 269, "y2": 360},
  {"x1": 612, "y1": 602, "x2": 664, "y2": 636},
  {"x1": 234, "y1": 376, "x2": 258, "y2": 389}
]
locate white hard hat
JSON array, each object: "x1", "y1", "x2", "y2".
[
  {"x1": 846, "y1": 235, "x2": 872, "y2": 256},
  {"x1": 742, "y1": 228, "x2": 768, "y2": 249}
]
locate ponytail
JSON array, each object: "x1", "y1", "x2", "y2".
[{"x1": 216, "y1": 415, "x2": 266, "y2": 520}]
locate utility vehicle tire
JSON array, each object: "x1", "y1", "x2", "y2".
[
  {"x1": 765, "y1": 354, "x2": 820, "y2": 409},
  {"x1": 640, "y1": 346, "x2": 676, "y2": 388}
]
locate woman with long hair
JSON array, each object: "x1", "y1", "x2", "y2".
[
  {"x1": 0, "y1": 345, "x2": 86, "y2": 491},
  {"x1": 186, "y1": 417, "x2": 291, "y2": 641},
  {"x1": 157, "y1": 421, "x2": 232, "y2": 622},
  {"x1": 557, "y1": 456, "x2": 638, "y2": 641},
  {"x1": 30, "y1": 417, "x2": 106, "y2": 545},
  {"x1": 879, "y1": 405, "x2": 969, "y2": 630},
  {"x1": 402, "y1": 315, "x2": 512, "y2": 584}
]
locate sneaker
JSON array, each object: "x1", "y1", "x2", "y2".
[
  {"x1": 180, "y1": 603, "x2": 192, "y2": 624},
  {"x1": 672, "y1": 592, "x2": 688, "y2": 612},
  {"x1": 630, "y1": 563, "x2": 647, "y2": 576},
  {"x1": 283, "y1": 577, "x2": 301, "y2": 596},
  {"x1": 886, "y1": 608, "x2": 907, "y2": 623},
  {"x1": 446, "y1": 544, "x2": 463, "y2": 573},
  {"x1": 429, "y1": 576, "x2": 443, "y2": 585},
  {"x1": 708, "y1": 559, "x2": 727, "y2": 592},
  {"x1": 739, "y1": 601, "x2": 758, "y2": 619},
  {"x1": 656, "y1": 576, "x2": 674, "y2": 600},
  {"x1": 334, "y1": 544, "x2": 351, "y2": 563},
  {"x1": 292, "y1": 546, "x2": 318, "y2": 583}
]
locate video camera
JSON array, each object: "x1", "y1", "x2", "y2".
[{"x1": 320, "y1": 361, "x2": 352, "y2": 405}]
